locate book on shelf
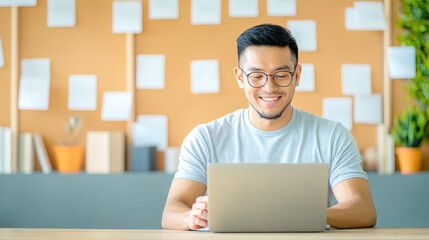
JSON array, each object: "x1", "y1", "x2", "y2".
[
  {"x1": 86, "y1": 131, "x2": 125, "y2": 174},
  {"x1": 131, "y1": 145, "x2": 157, "y2": 171},
  {"x1": 0, "y1": 126, "x2": 12, "y2": 174},
  {"x1": 33, "y1": 133, "x2": 52, "y2": 174},
  {"x1": 17, "y1": 133, "x2": 34, "y2": 174},
  {"x1": 0, "y1": 127, "x2": 3, "y2": 173},
  {"x1": 377, "y1": 124, "x2": 395, "y2": 174}
]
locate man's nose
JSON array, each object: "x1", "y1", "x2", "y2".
[{"x1": 262, "y1": 75, "x2": 278, "y2": 93}]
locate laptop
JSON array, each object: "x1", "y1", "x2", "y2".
[{"x1": 207, "y1": 163, "x2": 329, "y2": 232}]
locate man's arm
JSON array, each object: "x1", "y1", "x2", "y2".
[
  {"x1": 161, "y1": 179, "x2": 208, "y2": 230},
  {"x1": 327, "y1": 177, "x2": 377, "y2": 228}
]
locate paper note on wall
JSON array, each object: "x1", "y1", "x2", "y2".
[
  {"x1": 0, "y1": 38, "x2": 4, "y2": 68},
  {"x1": 345, "y1": 7, "x2": 358, "y2": 30},
  {"x1": 18, "y1": 59, "x2": 51, "y2": 110},
  {"x1": 101, "y1": 92, "x2": 132, "y2": 121},
  {"x1": 354, "y1": 1, "x2": 386, "y2": 31},
  {"x1": 229, "y1": 0, "x2": 258, "y2": 17},
  {"x1": 0, "y1": 0, "x2": 37, "y2": 7},
  {"x1": 191, "y1": 0, "x2": 221, "y2": 25},
  {"x1": 296, "y1": 64, "x2": 314, "y2": 92},
  {"x1": 136, "y1": 55, "x2": 165, "y2": 89},
  {"x1": 267, "y1": 0, "x2": 296, "y2": 16},
  {"x1": 323, "y1": 98, "x2": 353, "y2": 130},
  {"x1": 342, "y1": 64, "x2": 371, "y2": 95},
  {"x1": 47, "y1": 0, "x2": 75, "y2": 27},
  {"x1": 134, "y1": 115, "x2": 168, "y2": 150},
  {"x1": 354, "y1": 94, "x2": 382, "y2": 124},
  {"x1": 388, "y1": 46, "x2": 416, "y2": 79},
  {"x1": 68, "y1": 75, "x2": 97, "y2": 111},
  {"x1": 346, "y1": 1, "x2": 386, "y2": 31},
  {"x1": 287, "y1": 20, "x2": 317, "y2": 52},
  {"x1": 191, "y1": 60, "x2": 220, "y2": 94},
  {"x1": 112, "y1": 1, "x2": 142, "y2": 33},
  {"x1": 149, "y1": 0, "x2": 178, "y2": 19}
]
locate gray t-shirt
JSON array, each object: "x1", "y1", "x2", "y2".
[{"x1": 174, "y1": 106, "x2": 368, "y2": 206}]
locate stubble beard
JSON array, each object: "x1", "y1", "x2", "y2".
[{"x1": 248, "y1": 97, "x2": 293, "y2": 120}]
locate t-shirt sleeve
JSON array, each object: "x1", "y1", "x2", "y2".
[
  {"x1": 328, "y1": 123, "x2": 368, "y2": 189},
  {"x1": 173, "y1": 125, "x2": 210, "y2": 186}
]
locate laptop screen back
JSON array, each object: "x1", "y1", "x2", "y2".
[{"x1": 207, "y1": 163, "x2": 329, "y2": 232}]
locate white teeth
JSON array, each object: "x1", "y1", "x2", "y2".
[{"x1": 261, "y1": 97, "x2": 279, "y2": 102}]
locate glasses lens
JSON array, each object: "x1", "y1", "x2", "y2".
[
  {"x1": 274, "y1": 71, "x2": 292, "y2": 87},
  {"x1": 248, "y1": 72, "x2": 266, "y2": 87}
]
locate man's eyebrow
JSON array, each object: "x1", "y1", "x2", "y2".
[
  {"x1": 247, "y1": 65, "x2": 293, "y2": 72},
  {"x1": 274, "y1": 65, "x2": 293, "y2": 71}
]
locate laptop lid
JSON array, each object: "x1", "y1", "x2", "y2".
[{"x1": 207, "y1": 163, "x2": 329, "y2": 232}]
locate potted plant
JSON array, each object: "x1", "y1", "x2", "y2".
[
  {"x1": 53, "y1": 116, "x2": 84, "y2": 173},
  {"x1": 391, "y1": 106, "x2": 429, "y2": 174}
]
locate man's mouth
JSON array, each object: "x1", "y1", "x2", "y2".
[{"x1": 260, "y1": 96, "x2": 281, "y2": 102}]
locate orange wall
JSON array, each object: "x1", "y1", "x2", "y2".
[
  {"x1": 1, "y1": 0, "x2": 422, "y2": 170},
  {"x1": 0, "y1": 8, "x2": 11, "y2": 126}
]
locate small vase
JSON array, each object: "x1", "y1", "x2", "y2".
[
  {"x1": 53, "y1": 145, "x2": 84, "y2": 173},
  {"x1": 396, "y1": 147, "x2": 423, "y2": 174}
]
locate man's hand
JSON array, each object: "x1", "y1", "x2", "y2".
[
  {"x1": 162, "y1": 179, "x2": 207, "y2": 230},
  {"x1": 185, "y1": 196, "x2": 208, "y2": 230}
]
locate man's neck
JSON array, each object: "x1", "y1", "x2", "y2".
[{"x1": 248, "y1": 106, "x2": 293, "y2": 131}]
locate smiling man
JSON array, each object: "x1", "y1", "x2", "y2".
[{"x1": 161, "y1": 24, "x2": 377, "y2": 230}]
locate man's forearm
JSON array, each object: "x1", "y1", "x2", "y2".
[
  {"x1": 327, "y1": 195, "x2": 377, "y2": 228},
  {"x1": 162, "y1": 201, "x2": 191, "y2": 230}
]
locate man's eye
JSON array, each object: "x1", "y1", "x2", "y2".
[{"x1": 251, "y1": 74, "x2": 264, "y2": 79}]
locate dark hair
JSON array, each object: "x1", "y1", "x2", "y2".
[{"x1": 236, "y1": 24, "x2": 298, "y2": 66}]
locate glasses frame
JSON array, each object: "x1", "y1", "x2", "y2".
[{"x1": 240, "y1": 65, "x2": 297, "y2": 88}]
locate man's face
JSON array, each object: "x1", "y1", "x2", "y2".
[{"x1": 235, "y1": 46, "x2": 301, "y2": 120}]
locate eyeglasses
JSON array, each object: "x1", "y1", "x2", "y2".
[{"x1": 240, "y1": 67, "x2": 297, "y2": 88}]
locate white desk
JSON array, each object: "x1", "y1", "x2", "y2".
[{"x1": 0, "y1": 228, "x2": 428, "y2": 240}]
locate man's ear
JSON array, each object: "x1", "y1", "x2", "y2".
[
  {"x1": 234, "y1": 67, "x2": 244, "y2": 88},
  {"x1": 294, "y1": 64, "x2": 302, "y2": 87}
]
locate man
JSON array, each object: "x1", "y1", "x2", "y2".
[{"x1": 162, "y1": 24, "x2": 377, "y2": 230}]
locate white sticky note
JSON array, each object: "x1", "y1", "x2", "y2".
[
  {"x1": 267, "y1": 0, "x2": 296, "y2": 16},
  {"x1": 136, "y1": 55, "x2": 165, "y2": 89},
  {"x1": 0, "y1": 0, "x2": 37, "y2": 7},
  {"x1": 191, "y1": 60, "x2": 220, "y2": 94},
  {"x1": 20, "y1": 58, "x2": 50, "y2": 79},
  {"x1": 191, "y1": 0, "x2": 221, "y2": 25},
  {"x1": 18, "y1": 59, "x2": 51, "y2": 110},
  {"x1": 342, "y1": 64, "x2": 372, "y2": 95},
  {"x1": 354, "y1": 1, "x2": 386, "y2": 31},
  {"x1": 47, "y1": 0, "x2": 75, "y2": 27},
  {"x1": 113, "y1": 1, "x2": 142, "y2": 33},
  {"x1": 229, "y1": 0, "x2": 258, "y2": 18},
  {"x1": 354, "y1": 94, "x2": 382, "y2": 124},
  {"x1": 149, "y1": 0, "x2": 178, "y2": 19},
  {"x1": 296, "y1": 64, "x2": 315, "y2": 92},
  {"x1": 287, "y1": 20, "x2": 317, "y2": 52},
  {"x1": 134, "y1": 115, "x2": 168, "y2": 150},
  {"x1": 388, "y1": 46, "x2": 416, "y2": 79},
  {"x1": 345, "y1": 7, "x2": 358, "y2": 30},
  {"x1": 101, "y1": 92, "x2": 132, "y2": 121},
  {"x1": 323, "y1": 98, "x2": 353, "y2": 130},
  {"x1": 0, "y1": 38, "x2": 4, "y2": 68},
  {"x1": 68, "y1": 75, "x2": 97, "y2": 111}
]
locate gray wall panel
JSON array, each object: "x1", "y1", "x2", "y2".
[
  {"x1": 0, "y1": 173, "x2": 174, "y2": 229},
  {"x1": 0, "y1": 172, "x2": 428, "y2": 228}
]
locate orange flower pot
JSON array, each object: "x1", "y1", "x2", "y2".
[
  {"x1": 396, "y1": 147, "x2": 423, "y2": 174},
  {"x1": 53, "y1": 145, "x2": 84, "y2": 173}
]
